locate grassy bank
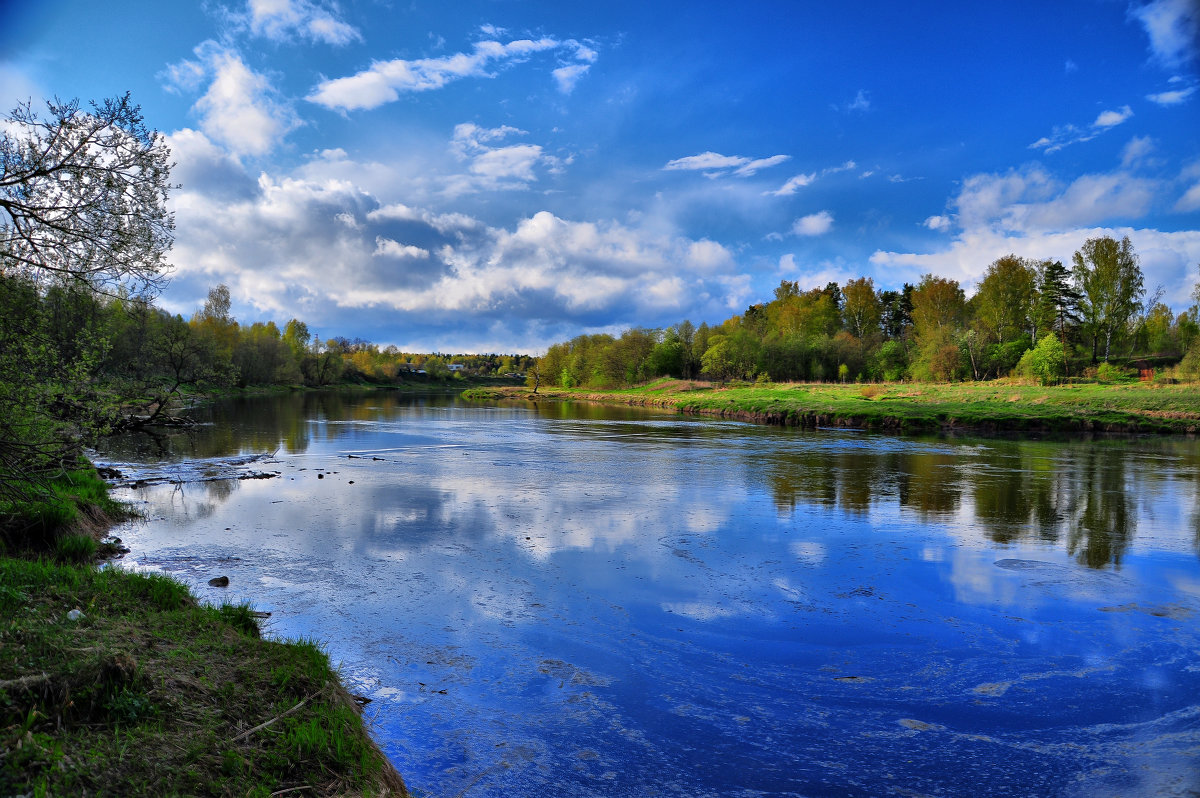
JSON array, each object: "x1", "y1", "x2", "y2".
[
  {"x1": 466, "y1": 379, "x2": 1200, "y2": 434},
  {"x1": 0, "y1": 471, "x2": 406, "y2": 797}
]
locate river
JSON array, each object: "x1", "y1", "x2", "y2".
[{"x1": 96, "y1": 389, "x2": 1200, "y2": 797}]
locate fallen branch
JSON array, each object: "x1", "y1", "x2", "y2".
[
  {"x1": 0, "y1": 672, "x2": 52, "y2": 692},
  {"x1": 231, "y1": 694, "x2": 312, "y2": 743}
]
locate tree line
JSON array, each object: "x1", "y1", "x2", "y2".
[{"x1": 532, "y1": 238, "x2": 1200, "y2": 389}]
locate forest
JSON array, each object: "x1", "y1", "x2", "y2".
[{"x1": 532, "y1": 238, "x2": 1200, "y2": 391}]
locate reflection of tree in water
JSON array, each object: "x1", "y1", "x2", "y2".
[
  {"x1": 972, "y1": 447, "x2": 1072, "y2": 546},
  {"x1": 754, "y1": 435, "x2": 1157, "y2": 569},
  {"x1": 897, "y1": 450, "x2": 963, "y2": 519},
  {"x1": 1065, "y1": 446, "x2": 1135, "y2": 568},
  {"x1": 203, "y1": 478, "x2": 239, "y2": 504},
  {"x1": 760, "y1": 446, "x2": 883, "y2": 516}
]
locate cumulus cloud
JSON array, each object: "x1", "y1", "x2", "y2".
[
  {"x1": 923, "y1": 215, "x2": 951, "y2": 231},
  {"x1": 871, "y1": 226, "x2": 1200, "y2": 305},
  {"x1": 1129, "y1": 0, "x2": 1200, "y2": 69},
  {"x1": 160, "y1": 150, "x2": 750, "y2": 350},
  {"x1": 664, "y1": 151, "x2": 790, "y2": 179},
  {"x1": 444, "y1": 123, "x2": 562, "y2": 194},
  {"x1": 242, "y1": 0, "x2": 361, "y2": 45},
  {"x1": 870, "y1": 152, "x2": 1200, "y2": 306},
  {"x1": 307, "y1": 37, "x2": 592, "y2": 111},
  {"x1": 951, "y1": 165, "x2": 1157, "y2": 234},
  {"x1": 374, "y1": 237, "x2": 430, "y2": 259},
  {"x1": 792, "y1": 211, "x2": 834, "y2": 236},
  {"x1": 163, "y1": 42, "x2": 299, "y2": 157}
]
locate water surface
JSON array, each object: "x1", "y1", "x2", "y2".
[{"x1": 98, "y1": 391, "x2": 1200, "y2": 797}]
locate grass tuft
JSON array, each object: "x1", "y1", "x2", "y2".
[{"x1": 0, "y1": 558, "x2": 406, "y2": 796}]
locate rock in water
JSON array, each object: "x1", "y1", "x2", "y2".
[{"x1": 209, "y1": 576, "x2": 230, "y2": 587}]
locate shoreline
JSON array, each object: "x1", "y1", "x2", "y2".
[
  {"x1": 0, "y1": 482, "x2": 409, "y2": 796},
  {"x1": 464, "y1": 379, "x2": 1200, "y2": 436}
]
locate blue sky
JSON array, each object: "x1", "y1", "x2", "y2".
[{"x1": 3, "y1": 0, "x2": 1199, "y2": 353}]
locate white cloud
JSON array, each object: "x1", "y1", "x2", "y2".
[
  {"x1": 870, "y1": 153, "x2": 1200, "y2": 307},
  {"x1": 952, "y1": 165, "x2": 1156, "y2": 234},
  {"x1": 770, "y1": 173, "x2": 816, "y2": 196},
  {"x1": 871, "y1": 226, "x2": 1200, "y2": 307},
  {"x1": 374, "y1": 237, "x2": 430, "y2": 259},
  {"x1": 664, "y1": 151, "x2": 790, "y2": 178},
  {"x1": 735, "y1": 155, "x2": 791, "y2": 177},
  {"x1": 470, "y1": 145, "x2": 545, "y2": 181},
  {"x1": 446, "y1": 123, "x2": 559, "y2": 193},
  {"x1": 924, "y1": 215, "x2": 951, "y2": 231},
  {"x1": 1177, "y1": 162, "x2": 1200, "y2": 212},
  {"x1": 553, "y1": 64, "x2": 590, "y2": 94},
  {"x1": 1031, "y1": 105, "x2": 1134, "y2": 154},
  {"x1": 1093, "y1": 105, "x2": 1133, "y2": 128},
  {"x1": 792, "y1": 211, "x2": 834, "y2": 236},
  {"x1": 1129, "y1": 0, "x2": 1200, "y2": 69},
  {"x1": 1121, "y1": 135, "x2": 1155, "y2": 167},
  {"x1": 1147, "y1": 85, "x2": 1197, "y2": 104},
  {"x1": 245, "y1": 0, "x2": 361, "y2": 45},
  {"x1": 665, "y1": 151, "x2": 749, "y2": 171},
  {"x1": 161, "y1": 152, "x2": 749, "y2": 349},
  {"x1": 841, "y1": 89, "x2": 871, "y2": 112},
  {"x1": 164, "y1": 43, "x2": 299, "y2": 157},
  {"x1": 0, "y1": 63, "x2": 42, "y2": 104},
  {"x1": 307, "y1": 38, "x2": 570, "y2": 111}
]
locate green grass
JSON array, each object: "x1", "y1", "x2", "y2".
[
  {"x1": 475, "y1": 378, "x2": 1200, "y2": 435},
  {"x1": 0, "y1": 557, "x2": 406, "y2": 796},
  {"x1": 0, "y1": 465, "x2": 131, "y2": 554},
  {"x1": 0, "y1": 465, "x2": 406, "y2": 796}
]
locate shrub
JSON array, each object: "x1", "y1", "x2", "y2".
[
  {"x1": 1096, "y1": 362, "x2": 1133, "y2": 383},
  {"x1": 1016, "y1": 334, "x2": 1066, "y2": 386}
]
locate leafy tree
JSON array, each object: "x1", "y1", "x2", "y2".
[
  {"x1": 879, "y1": 284, "x2": 914, "y2": 340},
  {"x1": 1033, "y1": 260, "x2": 1081, "y2": 373},
  {"x1": 973, "y1": 255, "x2": 1036, "y2": 345},
  {"x1": 1, "y1": 94, "x2": 173, "y2": 294},
  {"x1": 1072, "y1": 236, "x2": 1144, "y2": 362},
  {"x1": 910, "y1": 275, "x2": 965, "y2": 381},
  {"x1": 842, "y1": 277, "x2": 882, "y2": 339},
  {"x1": 0, "y1": 95, "x2": 173, "y2": 503}
]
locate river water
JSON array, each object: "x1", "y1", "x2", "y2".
[{"x1": 96, "y1": 390, "x2": 1200, "y2": 797}]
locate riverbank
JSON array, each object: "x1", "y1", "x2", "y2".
[
  {"x1": 0, "y1": 471, "x2": 407, "y2": 797},
  {"x1": 465, "y1": 378, "x2": 1200, "y2": 434}
]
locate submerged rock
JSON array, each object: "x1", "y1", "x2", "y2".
[{"x1": 209, "y1": 576, "x2": 230, "y2": 587}]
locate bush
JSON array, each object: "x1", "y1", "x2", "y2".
[
  {"x1": 1178, "y1": 341, "x2": 1200, "y2": 382},
  {"x1": 1016, "y1": 334, "x2": 1066, "y2": 386},
  {"x1": 1096, "y1": 362, "x2": 1133, "y2": 383}
]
